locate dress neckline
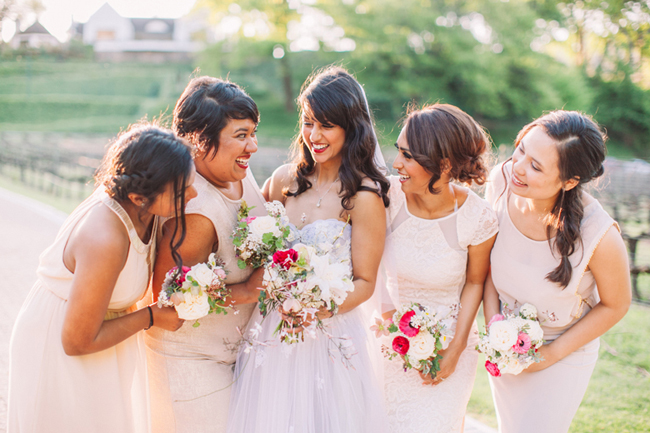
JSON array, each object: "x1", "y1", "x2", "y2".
[
  {"x1": 199, "y1": 172, "x2": 246, "y2": 204},
  {"x1": 292, "y1": 218, "x2": 348, "y2": 232}
]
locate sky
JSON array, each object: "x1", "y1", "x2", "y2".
[{"x1": 3, "y1": 0, "x2": 198, "y2": 42}]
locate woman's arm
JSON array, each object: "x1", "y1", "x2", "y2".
[
  {"x1": 525, "y1": 225, "x2": 631, "y2": 373},
  {"x1": 61, "y1": 206, "x2": 183, "y2": 357},
  {"x1": 153, "y1": 214, "x2": 262, "y2": 306},
  {"x1": 422, "y1": 234, "x2": 496, "y2": 384},
  {"x1": 336, "y1": 190, "x2": 386, "y2": 315},
  {"x1": 267, "y1": 164, "x2": 293, "y2": 204},
  {"x1": 482, "y1": 271, "x2": 501, "y2": 326}
]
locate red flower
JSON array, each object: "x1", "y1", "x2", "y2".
[
  {"x1": 398, "y1": 310, "x2": 420, "y2": 337},
  {"x1": 273, "y1": 249, "x2": 298, "y2": 270},
  {"x1": 175, "y1": 266, "x2": 191, "y2": 284},
  {"x1": 485, "y1": 360, "x2": 501, "y2": 377},
  {"x1": 392, "y1": 336, "x2": 410, "y2": 355}
]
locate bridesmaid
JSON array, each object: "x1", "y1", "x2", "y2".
[
  {"x1": 144, "y1": 76, "x2": 266, "y2": 433},
  {"x1": 384, "y1": 104, "x2": 498, "y2": 432},
  {"x1": 483, "y1": 110, "x2": 631, "y2": 433},
  {"x1": 7, "y1": 124, "x2": 193, "y2": 432}
]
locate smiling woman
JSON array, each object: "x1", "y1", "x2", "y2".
[{"x1": 143, "y1": 76, "x2": 268, "y2": 433}]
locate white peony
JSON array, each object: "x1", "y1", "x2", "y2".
[
  {"x1": 508, "y1": 316, "x2": 528, "y2": 332},
  {"x1": 249, "y1": 216, "x2": 282, "y2": 238},
  {"x1": 488, "y1": 320, "x2": 519, "y2": 352},
  {"x1": 519, "y1": 303, "x2": 538, "y2": 320},
  {"x1": 525, "y1": 320, "x2": 544, "y2": 343},
  {"x1": 175, "y1": 291, "x2": 210, "y2": 320},
  {"x1": 186, "y1": 263, "x2": 214, "y2": 288},
  {"x1": 309, "y1": 253, "x2": 354, "y2": 305},
  {"x1": 498, "y1": 356, "x2": 528, "y2": 375},
  {"x1": 407, "y1": 331, "x2": 437, "y2": 362}
]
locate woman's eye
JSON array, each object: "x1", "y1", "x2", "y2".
[
  {"x1": 531, "y1": 163, "x2": 541, "y2": 172},
  {"x1": 303, "y1": 122, "x2": 313, "y2": 127},
  {"x1": 404, "y1": 153, "x2": 412, "y2": 159}
]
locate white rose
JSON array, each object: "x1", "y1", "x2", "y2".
[
  {"x1": 249, "y1": 216, "x2": 281, "y2": 238},
  {"x1": 488, "y1": 320, "x2": 519, "y2": 352},
  {"x1": 508, "y1": 316, "x2": 528, "y2": 332},
  {"x1": 175, "y1": 291, "x2": 210, "y2": 320},
  {"x1": 525, "y1": 320, "x2": 544, "y2": 343},
  {"x1": 407, "y1": 331, "x2": 437, "y2": 363},
  {"x1": 499, "y1": 356, "x2": 529, "y2": 375},
  {"x1": 187, "y1": 263, "x2": 214, "y2": 288},
  {"x1": 519, "y1": 303, "x2": 538, "y2": 320}
]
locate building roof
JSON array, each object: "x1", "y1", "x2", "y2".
[{"x1": 20, "y1": 21, "x2": 53, "y2": 35}]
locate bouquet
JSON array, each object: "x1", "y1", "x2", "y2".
[
  {"x1": 378, "y1": 303, "x2": 456, "y2": 378},
  {"x1": 157, "y1": 253, "x2": 229, "y2": 326},
  {"x1": 477, "y1": 303, "x2": 545, "y2": 376},
  {"x1": 232, "y1": 200, "x2": 293, "y2": 269},
  {"x1": 259, "y1": 239, "x2": 355, "y2": 344}
]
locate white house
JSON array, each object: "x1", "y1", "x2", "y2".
[
  {"x1": 75, "y1": 3, "x2": 211, "y2": 62},
  {"x1": 10, "y1": 21, "x2": 60, "y2": 50}
]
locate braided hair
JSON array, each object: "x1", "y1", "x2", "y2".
[{"x1": 95, "y1": 123, "x2": 193, "y2": 272}]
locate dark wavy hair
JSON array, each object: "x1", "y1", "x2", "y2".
[
  {"x1": 403, "y1": 103, "x2": 491, "y2": 193},
  {"x1": 95, "y1": 123, "x2": 193, "y2": 272},
  {"x1": 503, "y1": 110, "x2": 607, "y2": 287},
  {"x1": 172, "y1": 76, "x2": 259, "y2": 157},
  {"x1": 285, "y1": 66, "x2": 389, "y2": 210}
]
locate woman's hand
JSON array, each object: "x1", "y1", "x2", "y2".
[
  {"x1": 150, "y1": 305, "x2": 184, "y2": 332},
  {"x1": 419, "y1": 342, "x2": 463, "y2": 386},
  {"x1": 522, "y1": 343, "x2": 559, "y2": 373}
]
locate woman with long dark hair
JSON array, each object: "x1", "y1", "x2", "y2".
[
  {"x1": 384, "y1": 104, "x2": 498, "y2": 432},
  {"x1": 227, "y1": 66, "x2": 390, "y2": 433},
  {"x1": 144, "y1": 76, "x2": 267, "y2": 433},
  {"x1": 7, "y1": 124, "x2": 194, "y2": 432},
  {"x1": 483, "y1": 110, "x2": 631, "y2": 433}
]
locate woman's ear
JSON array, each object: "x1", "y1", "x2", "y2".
[
  {"x1": 563, "y1": 177, "x2": 580, "y2": 192},
  {"x1": 127, "y1": 193, "x2": 148, "y2": 208}
]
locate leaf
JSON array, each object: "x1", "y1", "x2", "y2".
[
  {"x1": 262, "y1": 232, "x2": 274, "y2": 244},
  {"x1": 192, "y1": 320, "x2": 201, "y2": 328},
  {"x1": 237, "y1": 259, "x2": 247, "y2": 269},
  {"x1": 388, "y1": 323, "x2": 399, "y2": 333}
]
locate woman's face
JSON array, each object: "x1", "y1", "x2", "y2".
[
  {"x1": 510, "y1": 126, "x2": 564, "y2": 201},
  {"x1": 149, "y1": 165, "x2": 198, "y2": 218},
  {"x1": 198, "y1": 118, "x2": 258, "y2": 183},
  {"x1": 301, "y1": 108, "x2": 346, "y2": 165},
  {"x1": 392, "y1": 127, "x2": 434, "y2": 195}
]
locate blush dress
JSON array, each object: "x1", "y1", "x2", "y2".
[
  {"x1": 486, "y1": 161, "x2": 617, "y2": 433},
  {"x1": 227, "y1": 218, "x2": 389, "y2": 433},
  {"x1": 382, "y1": 176, "x2": 499, "y2": 432},
  {"x1": 7, "y1": 188, "x2": 158, "y2": 433},
  {"x1": 144, "y1": 170, "x2": 267, "y2": 433}
]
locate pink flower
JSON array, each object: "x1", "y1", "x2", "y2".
[
  {"x1": 370, "y1": 317, "x2": 391, "y2": 338},
  {"x1": 176, "y1": 266, "x2": 191, "y2": 284},
  {"x1": 513, "y1": 332, "x2": 532, "y2": 354},
  {"x1": 392, "y1": 336, "x2": 410, "y2": 355},
  {"x1": 243, "y1": 216, "x2": 257, "y2": 224},
  {"x1": 485, "y1": 360, "x2": 501, "y2": 377},
  {"x1": 213, "y1": 268, "x2": 227, "y2": 280},
  {"x1": 488, "y1": 314, "x2": 505, "y2": 328},
  {"x1": 170, "y1": 292, "x2": 185, "y2": 306},
  {"x1": 398, "y1": 310, "x2": 420, "y2": 337},
  {"x1": 273, "y1": 249, "x2": 298, "y2": 270}
]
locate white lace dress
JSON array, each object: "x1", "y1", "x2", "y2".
[
  {"x1": 227, "y1": 219, "x2": 388, "y2": 433},
  {"x1": 383, "y1": 176, "x2": 498, "y2": 433}
]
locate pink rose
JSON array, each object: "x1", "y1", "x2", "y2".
[
  {"x1": 170, "y1": 292, "x2": 185, "y2": 306},
  {"x1": 513, "y1": 332, "x2": 532, "y2": 354},
  {"x1": 488, "y1": 314, "x2": 505, "y2": 328},
  {"x1": 175, "y1": 266, "x2": 191, "y2": 284},
  {"x1": 485, "y1": 360, "x2": 501, "y2": 377},
  {"x1": 213, "y1": 268, "x2": 227, "y2": 280},
  {"x1": 398, "y1": 310, "x2": 420, "y2": 337},
  {"x1": 273, "y1": 249, "x2": 298, "y2": 270},
  {"x1": 392, "y1": 336, "x2": 410, "y2": 355},
  {"x1": 243, "y1": 216, "x2": 257, "y2": 224}
]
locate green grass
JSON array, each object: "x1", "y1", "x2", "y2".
[
  {"x1": 0, "y1": 175, "x2": 87, "y2": 213},
  {"x1": 468, "y1": 305, "x2": 650, "y2": 432}
]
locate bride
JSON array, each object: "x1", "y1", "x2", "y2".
[{"x1": 226, "y1": 66, "x2": 390, "y2": 433}]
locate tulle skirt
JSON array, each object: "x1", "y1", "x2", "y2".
[{"x1": 227, "y1": 308, "x2": 388, "y2": 433}]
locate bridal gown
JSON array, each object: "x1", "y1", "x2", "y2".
[
  {"x1": 227, "y1": 219, "x2": 388, "y2": 433},
  {"x1": 486, "y1": 161, "x2": 617, "y2": 433},
  {"x1": 383, "y1": 176, "x2": 499, "y2": 432},
  {"x1": 8, "y1": 188, "x2": 157, "y2": 433}
]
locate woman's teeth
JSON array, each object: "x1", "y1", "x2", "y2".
[
  {"x1": 399, "y1": 174, "x2": 410, "y2": 181},
  {"x1": 512, "y1": 175, "x2": 526, "y2": 186},
  {"x1": 236, "y1": 157, "x2": 249, "y2": 167},
  {"x1": 313, "y1": 143, "x2": 329, "y2": 150}
]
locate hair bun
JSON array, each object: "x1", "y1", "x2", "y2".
[{"x1": 593, "y1": 164, "x2": 605, "y2": 179}]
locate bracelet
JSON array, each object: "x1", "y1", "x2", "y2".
[{"x1": 144, "y1": 306, "x2": 154, "y2": 330}]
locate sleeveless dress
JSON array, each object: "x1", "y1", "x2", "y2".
[
  {"x1": 383, "y1": 175, "x2": 499, "y2": 433},
  {"x1": 486, "y1": 161, "x2": 617, "y2": 433},
  {"x1": 227, "y1": 219, "x2": 389, "y2": 433},
  {"x1": 7, "y1": 188, "x2": 157, "y2": 433},
  {"x1": 144, "y1": 170, "x2": 266, "y2": 433}
]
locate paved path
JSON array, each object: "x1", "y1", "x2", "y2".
[{"x1": 0, "y1": 186, "x2": 496, "y2": 433}]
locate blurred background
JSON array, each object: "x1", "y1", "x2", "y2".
[{"x1": 0, "y1": 1, "x2": 649, "y2": 430}]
